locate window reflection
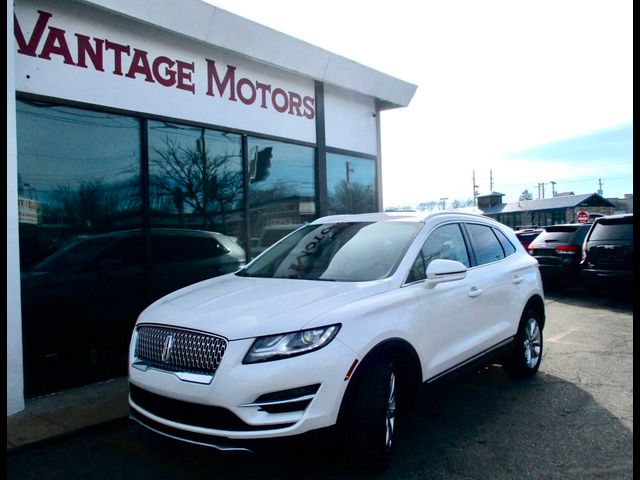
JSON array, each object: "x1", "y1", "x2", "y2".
[
  {"x1": 326, "y1": 152, "x2": 376, "y2": 215},
  {"x1": 148, "y1": 121, "x2": 244, "y2": 238},
  {"x1": 16, "y1": 100, "x2": 143, "y2": 397},
  {"x1": 16, "y1": 100, "x2": 142, "y2": 269},
  {"x1": 248, "y1": 137, "x2": 316, "y2": 257}
]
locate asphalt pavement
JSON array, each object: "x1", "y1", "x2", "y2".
[{"x1": 7, "y1": 287, "x2": 633, "y2": 479}]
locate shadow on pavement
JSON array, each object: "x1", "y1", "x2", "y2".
[
  {"x1": 544, "y1": 283, "x2": 633, "y2": 314},
  {"x1": 8, "y1": 365, "x2": 633, "y2": 480}
]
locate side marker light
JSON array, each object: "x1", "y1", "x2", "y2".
[{"x1": 344, "y1": 359, "x2": 359, "y2": 381}]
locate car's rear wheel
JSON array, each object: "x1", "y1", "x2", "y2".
[
  {"x1": 503, "y1": 308, "x2": 543, "y2": 378},
  {"x1": 341, "y1": 355, "x2": 397, "y2": 471}
]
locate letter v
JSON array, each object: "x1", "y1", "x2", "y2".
[{"x1": 14, "y1": 10, "x2": 53, "y2": 57}]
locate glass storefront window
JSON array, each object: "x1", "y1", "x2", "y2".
[
  {"x1": 147, "y1": 121, "x2": 244, "y2": 236},
  {"x1": 16, "y1": 100, "x2": 142, "y2": 269},
  {"x1": 147, "y1": 121, "x2": 246, "y2": 300},
  {"x1": 326, "y1": 152, "x2": 376, "y2": 215},
  {"x1": 247, "y1": 137, "x2": 316, "y2": 258},
  {"x1": 14, "y1": 100, "x2": 374, "y2": 397},
  {"x1": 16, "y1": 100, "x2": 143, "y2": 396}
]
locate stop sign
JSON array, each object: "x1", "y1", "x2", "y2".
[{"x1": 576, "y1": 211, "x2": 589, "y2": 224}]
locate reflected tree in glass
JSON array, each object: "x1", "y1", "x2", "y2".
[{"x1": 150, "y1": 134, "x2": 243, "y2": 231}]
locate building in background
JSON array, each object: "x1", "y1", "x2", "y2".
[
  {"x1": 473, "y1": 192, "x2": 618, "y2": 229},
  {"x1": 7, "y1": 0, "x2": 416, "y2": 413}
]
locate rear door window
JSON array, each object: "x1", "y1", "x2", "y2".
[
  {"x1": 465, "y1": 223, "x2": 505, "y2": 265},
  {"x1": 151, "y1": 235, "x2": 226, "y2": 263}
]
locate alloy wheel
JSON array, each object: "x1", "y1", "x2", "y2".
[
  {"x1": 385, "y1": 371, "x2": 396, "y2": 450},
  {"x1": 523, "y1": 318, "x2": 542, "y2": 369}
]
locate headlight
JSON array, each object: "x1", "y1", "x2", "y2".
[{"x1": 243, "y1": 324, "x2": 341, "y2": 364}]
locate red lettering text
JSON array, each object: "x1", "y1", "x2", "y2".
[
  {"x1": 75, "y1": 34, "x2": 104, "y2": 71},
  {"x1": 38, "y1": 27, "x2": 74, "y2": 65},
  {"x1": 126, "y1": 48, "x2": 154, "y2": 82},
  {"x1": 14, "y1": 10, "x2": 52, "y2": 57},
  {"x1": 176, "y1": 61, "x2": 195, "y2": 94}
]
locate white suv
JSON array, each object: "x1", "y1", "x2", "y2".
[{"x1": 128, "y1": 212, "x2": 545, "y2": 470}]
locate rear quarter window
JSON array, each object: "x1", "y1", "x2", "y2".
[{"x1": 494, "y1": 228, "x2": 517, "y2": 256}]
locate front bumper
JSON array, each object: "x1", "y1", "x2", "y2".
[{"x1": 128, "y1": 336, "x2": 358, "y2": 445}]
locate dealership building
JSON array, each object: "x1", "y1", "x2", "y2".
[{"x1": 7, "y1": 0, "x2": 416, "y2": 414}]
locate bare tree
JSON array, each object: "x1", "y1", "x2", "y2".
[
  {"x1": 150, "y1": 137, "x2": 243, "y2": 230},
  {"x1": 417, "y1": 201, "x2": 438, "y2": 212},
  {"x1": 331, "y1": 180, "x2": 375, "y2": 214}
]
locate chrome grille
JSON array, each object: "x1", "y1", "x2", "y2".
[{"x1": 134, "y1": 325, "x2": 227, "y2": 375}]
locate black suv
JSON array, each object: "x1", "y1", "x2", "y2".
[
  {"x1": 581, "y1": 214, "x2": 634, "y2": 290},
  {"x1": 527, "y1": 223, "x2": 592, "y2": 287}
]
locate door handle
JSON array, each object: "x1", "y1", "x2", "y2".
[
  {"x1": 512, "y1": 275, "x2": 524, "y2": 284},
  {"x1": 468, "y1": 287, "x2": 482, "y2": 298}
]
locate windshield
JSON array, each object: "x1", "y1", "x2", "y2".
[
  {"x1": 239, "y1": 222, "x2": 422, "y2": 281},
  {"x1": 589, "y1": 218, "x2": 633, "y2": 241}
]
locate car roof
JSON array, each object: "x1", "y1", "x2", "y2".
[
  {"x1": 262, "y1": 224, "x2": 303, "y2": 230},
  {"x1": 311, "y1": 211, "x2": 495, "y2": 224},
  {"x1": 543, "y1": 223, "x2": 590, "y2": 229},
  {"x1": 515, "y1": 228, "x2": 543, "y2": 234},
  {"x1": 75, "y1": 228, "x2": 227, "y2": 240},
  {"x1": 594, "y1": 213, "x2": 633, "y2": 221}
]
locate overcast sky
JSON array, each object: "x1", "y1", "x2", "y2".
[{"x1": 207, "y1": 0, "x2": 633, "y2": 208}]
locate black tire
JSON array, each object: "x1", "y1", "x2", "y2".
[
  {"x1": 341, "y1": 355, "x2": 397, "y2": 471},
  {"x1": 502, "y1": 308, "x2": 543, "y2": 378}
]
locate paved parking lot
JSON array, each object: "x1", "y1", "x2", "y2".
[{"x1": 8, "y1": 288, "x2": 633, "y2": 479}]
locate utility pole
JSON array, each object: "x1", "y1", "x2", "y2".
[
  {"x1": 537, "y1": 183, "x2": 541, "y2": 199},
  {"x1": 597, "y1": 179, "x2": 603, "y2": 196},
  {"x1": 541, "y1": 182, "x2": 545, "y2": 199},
  {"x1": 551, "y1": 181, "x2": 556, "y2": 197},
  {"x1": 489, "y1": 170, "x2": 493, "y2": 192},
  {"x1": 345, "y1": 161, "x2": 354, "y2": 211},
  {"x1": 472, "y1": 170, "x2": 479, "y2": 205}
]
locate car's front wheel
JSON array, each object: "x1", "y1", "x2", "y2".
[
  {"x1": 503, "y1": 308, "x2": 543, "y2": 378},
  {"x1": 341, "y1": 355, "x2": 397, "y2": 471}
]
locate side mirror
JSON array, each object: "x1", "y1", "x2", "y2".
[{"x1": 424, "y1": 259, "x2": 467, "y2": 288}]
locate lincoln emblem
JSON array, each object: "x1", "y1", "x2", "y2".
[{"x1": 161, "y1": 335, "x2": 175, "y2": 362}]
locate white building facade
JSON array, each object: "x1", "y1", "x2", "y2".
[{"x1": 7, "y1": 0, "x2": 416, "y2": 414}]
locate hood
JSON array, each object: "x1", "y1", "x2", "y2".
[{"x1": 137, "y1": 273, "x2": 390, "y2": 339}]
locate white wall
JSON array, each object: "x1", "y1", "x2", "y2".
[
  {"x1": 324, "y1": 84, "x2": 378, "y2": 155},
  {"x1": 7, "y1": 0, "x2": 26, "y2": 416}
]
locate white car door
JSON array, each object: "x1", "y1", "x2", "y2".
[
  {"x1": 461, "y1": 222, "x2": 524, "y2": 352},
  {"x1": 407, "y1": 222, "x2": 480, "y2": 381}
]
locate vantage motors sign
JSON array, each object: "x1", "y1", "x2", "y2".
[{"x1": 13, "y1": 0, "x2": 317, "y2": 143}]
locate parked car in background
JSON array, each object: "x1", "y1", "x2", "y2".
[
  {"x1": 527, "y1": 223, "x2": 592, "y2": 288},
  {"x1": 21, "y1": 228, "x2": 245, "y2": 397},
  {"x1": 581, "y1": 214, "x2": 633, "y2": 292},
  {"x1": 129, "y1": 212, "x2": 545, "y2": 471},
  {"x1": 514, "y1": 228, "x2": 543, "y2": 250}
]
